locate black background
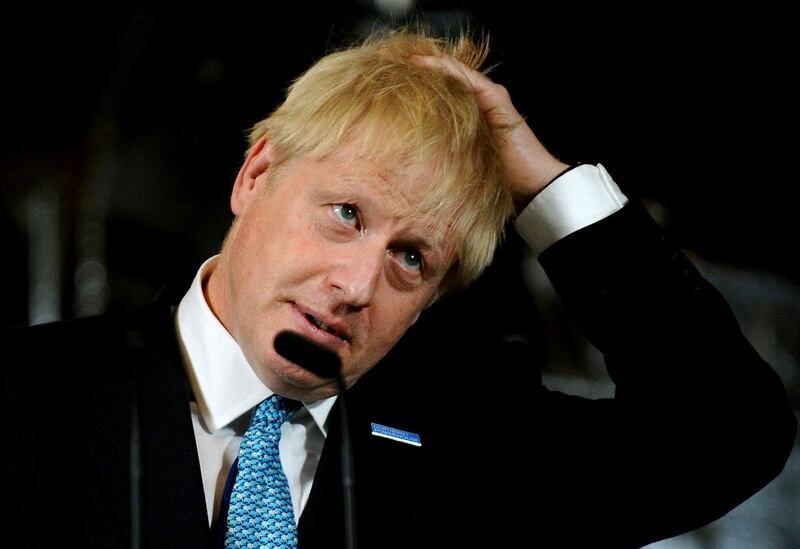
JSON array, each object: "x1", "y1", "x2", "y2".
[{"x1": 2, "y1": 2, "x2": 796, "y2": 329}]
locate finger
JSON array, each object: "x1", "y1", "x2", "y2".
[{"x1": 411, "y1": 55, "x2": 492, "y2": 95}]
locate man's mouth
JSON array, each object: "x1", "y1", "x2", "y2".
[{"x1": 305, "y1": 313, "x2": 347, "y2": 341}]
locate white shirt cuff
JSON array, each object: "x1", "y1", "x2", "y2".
[{"x1": 513, "y1": 163, "x2": 628, "y2": 253}]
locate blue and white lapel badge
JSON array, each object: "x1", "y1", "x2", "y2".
[{"x1": 370, "y1": 422, "x2": 422, "y2": 447}]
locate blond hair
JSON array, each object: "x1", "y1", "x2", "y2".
[{"x1": 248, "y1": 29, "x2": 514, "y2": 295}]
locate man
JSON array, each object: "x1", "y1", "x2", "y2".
[{"x1": 2, "y1": 30, "x2": 796, "y2": 548}]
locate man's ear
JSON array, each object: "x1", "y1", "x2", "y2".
[{"x1": 231, "y1": 136, "x2": 274, "y2": 215}]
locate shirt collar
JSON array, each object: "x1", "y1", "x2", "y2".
[{"x1": 175, "y1": 255, "x2": 336, "y2": 434}]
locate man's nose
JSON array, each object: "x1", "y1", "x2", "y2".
[{"x1": 327, "y1": 243, "x2": 384, "y2": 310}]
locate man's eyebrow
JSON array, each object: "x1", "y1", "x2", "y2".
[
  {"x1": 397, "y1": 232, "x2": 449, "y2": 260},
  {"x1": 393, "y1": 211, "x2": 454, "y2": 254}
]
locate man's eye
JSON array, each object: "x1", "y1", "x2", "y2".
[
  {"x1": 397, "y1": 249, "x2": 423, "y2": 272},
  {"x1": 333, "y1": 204, "x2": 359, "y2": 227}
]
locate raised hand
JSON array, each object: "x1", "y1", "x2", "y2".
[{"x1": 414, "y1": 55, "x2": 569, "y2": 211}]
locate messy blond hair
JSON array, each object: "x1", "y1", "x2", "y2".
[{"x1": 248, "y1": 29, "x2": 514, "y2": 295}]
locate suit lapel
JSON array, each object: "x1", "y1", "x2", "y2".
[
  {"x1": 296, "y1": 401, "x2": 346, "y2": 548},
  {"x1": 297, "y1": 349, "x2": 429, "y2": 549},
  {"x1": 137, "y1": 303, "x2": 210, "y2": 547},
  {"x1": 75, "y1": 302, "x2": 210, "y2": 548}
]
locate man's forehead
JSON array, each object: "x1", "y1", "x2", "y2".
[{"x1": 324, "y1": 143, "x2": 420, "y2": 201}]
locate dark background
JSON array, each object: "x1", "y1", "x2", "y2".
[
  {"x1": 2, "y1": 2, "x2": 797, "y2": 324},
  {"x1": 2, "y1": 2, "x2": 797, "y2": 547}
]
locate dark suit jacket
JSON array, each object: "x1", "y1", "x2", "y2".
[{"x1": 2, "y1": 204, "x2": 796, "y2": 548}]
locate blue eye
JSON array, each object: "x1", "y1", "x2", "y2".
[
  {"x1": 333, "y1": 204, "x2": 359, "y2": 226},
  {"x1": 398, "y1": 249, "x2": 422, "y2": 271}
]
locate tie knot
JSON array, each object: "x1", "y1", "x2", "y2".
[{"x1": 254, "y1": 394, "x2": 302, "y2": 428}]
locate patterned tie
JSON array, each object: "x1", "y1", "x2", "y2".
[{"x1": 225, "y1": 395, "x2": 302, "y2": 549}]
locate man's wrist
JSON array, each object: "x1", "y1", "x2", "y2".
[
  {"x1": 513, "y1": 164, "x2": 628, "y2": 254},
  {"x1": 513, "y1": 159, "x2": 571, "y2": 212}
]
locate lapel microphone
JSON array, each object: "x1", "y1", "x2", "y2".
[{"x1": 274, "y1": 331, "x2": 357, "y2": 549}]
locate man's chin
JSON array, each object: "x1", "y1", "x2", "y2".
[{"x1": 262, "y1": 360, "x2": 341, "y2": 402}]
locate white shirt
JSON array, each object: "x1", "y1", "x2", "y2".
[
  {"x1": 174, "y1": 262, "x2": 337, "y2": 526},
  {"x1": 174, "y1": 163, "x2": 627, "y2": 527}
]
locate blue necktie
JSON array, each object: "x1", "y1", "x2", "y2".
[{"x1": 224, "y1": 395, "x2": 302, "y2": 549}]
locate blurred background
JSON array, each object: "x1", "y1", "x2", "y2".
[{"x1": 1, "y1": 1, "x2": 797, "y2": 546}]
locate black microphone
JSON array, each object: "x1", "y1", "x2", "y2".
[
  {"x1": 274, "y1": 330, "x2": 342, "y2": 381},
  {"x1": 274, "y1": 331, "x2": 357, "y2": 549}
]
